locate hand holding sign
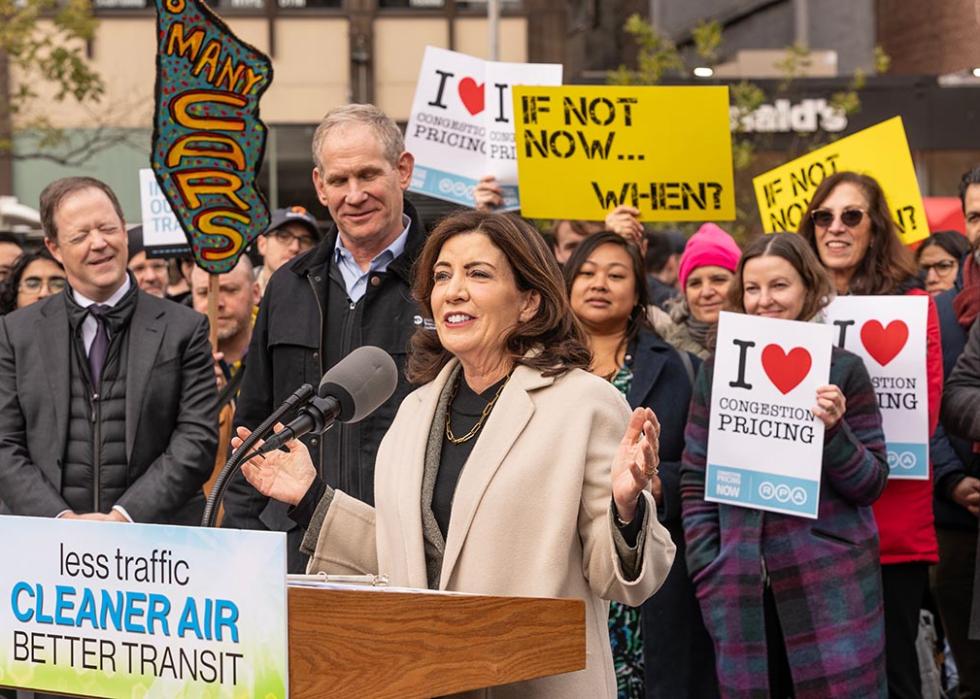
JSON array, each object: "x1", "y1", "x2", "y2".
[
  {"x1": 473, "y1": 175, "x2": 504, "y2": 211},
  {"x1": 604, "y1": 205, "x2": 646, "y2": 251},
  {"x1": 813, "y1": 384, "x2": 847, "y2": 429}
]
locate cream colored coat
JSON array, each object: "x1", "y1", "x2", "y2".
[{"x1": 307, "y1": 360, "x2": 676, "y2": 698}]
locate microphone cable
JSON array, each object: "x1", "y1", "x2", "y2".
[{"x1": 201, "y1": 383, "x2": 315, "y2": 528}]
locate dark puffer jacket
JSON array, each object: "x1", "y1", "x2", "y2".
[{"x1": 224, "y1": 199, "x2": 427, "y2": 572}]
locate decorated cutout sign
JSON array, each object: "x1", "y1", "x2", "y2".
[
  {"x1": 405, "y1": 46, "x2": 562, "y2": 210},
  {"x1": 824, "y1": 296, "x2": 929, "y2": 480},
  {"x1": 706, "y1": 312, "x2": 833, "y2": 518},
  {"x1": 752, "y1": 117, "x2": 929, "y2": 245},
  {"x1": 512, "y1": 85, "x2": 735, "y2": 221},
  {"x1": 152, "y1": 0, "x2": 273, "y2": 273}
]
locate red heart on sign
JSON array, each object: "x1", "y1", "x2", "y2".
[
  {"x1": 761, "y1": 344, "x2": 812, "y2": 395},
  {"x1": 457, "y1": 77, "x2": 485, "y2": 116},
  {"x1": 860, "y1": 319, "x2": 908, "y2": 366}
]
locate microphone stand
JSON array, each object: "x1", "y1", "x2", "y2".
[{"x1": 201, "y1": 383, "x2": 315, "y2": 528}]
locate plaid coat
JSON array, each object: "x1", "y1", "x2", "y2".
[{"x1": 681, "y1": 348, "x2": 889, "y2": 698}]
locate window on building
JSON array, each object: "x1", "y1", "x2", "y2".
[
  {"x1": 92, "y1": 0, "x2": 149, "y2": 8},
  {"x1": 378, "y1": 0, "x2": 447, "y2": 7},
  {"x1": 455, "y1": 0, "x2": 522, "y2": 9},
  {"x1": 277, "y1": 0, "x2": 342, "y2": 7}
]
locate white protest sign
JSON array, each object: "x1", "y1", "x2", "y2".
[
  {"x1": 0, "y1": 517, "x2": 288, "y2": 698},
  {"x1": 139, "y1": 168, "x2": 190, "y2": 256},
  {"x1": 824, "y1": 295, "x2": 929, "y2": 480},
  {"x1": 706, "y1": 312, "x2": 833, "y2": 518},
  {"x1": 405, "y1": 46, "x2": 562, "y2": 210}
]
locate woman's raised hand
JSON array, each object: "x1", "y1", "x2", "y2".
[
  {"x1": 611, "y1": 407, "x2": 661, "y2": 523},
  {"x1": 812, "y1": 384, "x2": 846, "y2": 429},
  {"x1": 473, "y1": 175, "x2": 504, "y2": 211},
  {"x1": 233, "y1": 425, "x2": 317, "y2": 507}
]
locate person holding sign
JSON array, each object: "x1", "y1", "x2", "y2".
[
  {"x1": 564, "y1": 232, "x2": 716, "y2": 699},
  {"x1": 649, "y1": 223, "x2": 741, "y2": 360},
  {"x1": 682, "y1": 232, "x2": 889, "y2": 698},
  {"x1": 235, "y1": 211, "x2": 676, "y2": 698},
  {"x1": 798, "y1": 171, "x2": 943, "y2": 699},
  {"x1": 472, "y1": 174, "x2": 647, "y2": 264}
]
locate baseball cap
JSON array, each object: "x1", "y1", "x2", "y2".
[{"x1": 264, "y1": 206, "x2": 321, "y2": 241}]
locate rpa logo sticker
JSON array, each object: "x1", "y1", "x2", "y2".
[{"x1": 759, "y1": 481, "x2": 808, "y2": 506}]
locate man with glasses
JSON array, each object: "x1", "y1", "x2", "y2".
[
  {"x1": 254, "y1": 206, "x2": 320, "y2": 296},
  {"x1": 0, "y1": 176, "x2": 217, "y2": 525}
]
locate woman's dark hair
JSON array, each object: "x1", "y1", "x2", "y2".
[
  {"x1": 914, "y1": 230, "x2": 970, "y2": 263},
  {"x1": 562, "y1": 231, "x2": 652, "y2": 346},
  {"x1": 729, "y1": 232, "x2": 835, "y2": 321},
  {"x1": 408, "y1": 211, "x2": 591, "y2": 384},
  {"x1": 0, "y1": 247, "x2": 63, "y2": 315},
  {"x1": 797, "y1": 171, "x2": 918, "y2": 294}
]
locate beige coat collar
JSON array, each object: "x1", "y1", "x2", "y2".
[{"x1": 398, "y1": 358, "x2": 556, "y2": 589}]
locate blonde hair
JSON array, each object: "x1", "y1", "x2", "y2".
[{"x1": 311, "y1": 104, "x2": 404, "y2": 171}]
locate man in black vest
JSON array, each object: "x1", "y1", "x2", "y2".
[
  {"x1": 0, "y1": 176, "x2": 217, "y2": 523},
  {"x1": 224, "y1": 103, "x2": 427, "y2": 572}
]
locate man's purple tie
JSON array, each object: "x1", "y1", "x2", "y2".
[{"x1": 88, "y1": 304, "x2": 110, "y2": 388}]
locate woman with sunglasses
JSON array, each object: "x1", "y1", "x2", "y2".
[
  {"x1": 798, "y1": 171, "x2": 943, "y2": 699},
  {"x1": 682, "y1": 232, "x2": 888, "y2": 698},
  {"x1": 915, "y1": 230, "x2": 970, "y2": 296},
  {"x1": 0, "y1": 248, "x2": 66, "y2": 315}
]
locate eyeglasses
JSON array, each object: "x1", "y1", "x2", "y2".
[
  {"x1": 19, "y1": 276, "x2": 67, "y2": 294},
  {"x1": 811, "y1": 209, "x2": 866, "y2": 228},
  {"x1": 920, "y1": 259, "x2": 958, "y2": 275},
  {"x1": 270, "y1": 229, "x2": 315, "y2": 248}
]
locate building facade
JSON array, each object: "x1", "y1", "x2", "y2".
[{"x1": 5, "y1": 0, "x2": 980, "y2": 230}]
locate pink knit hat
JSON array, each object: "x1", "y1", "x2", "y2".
[{"x1": 678, "y1": 223, "x2": 741, "y2": 291}]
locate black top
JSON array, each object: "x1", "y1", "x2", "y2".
[
  {"x1": 290, "y1": 369, "x2": 644, "y2": 545},
  {"x1": 433, "y1": 375, "x2": 508, "y2": 539}
]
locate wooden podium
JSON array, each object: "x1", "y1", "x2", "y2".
[{"x1": 288, "y1": 585, "x2": 586, "y2": 698}]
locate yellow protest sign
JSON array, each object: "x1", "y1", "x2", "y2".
[
  {"x1": 753, "y1": 117, "x2": 928, "y2": 245},
  {"x1": 512, "y1": 85, "x2": 735, "y2": 221}
]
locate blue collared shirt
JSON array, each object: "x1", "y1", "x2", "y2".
[{"x1": 333, "y1": 215, "x2": 410, "y2": 302}]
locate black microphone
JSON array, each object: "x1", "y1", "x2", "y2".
[{"x1": 253, "y1": 345, "x2": 398, "y2": 456}]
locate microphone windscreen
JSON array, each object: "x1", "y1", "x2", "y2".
[{"x1": 317, "y1": 346, "x2": 399, "y2": 423}]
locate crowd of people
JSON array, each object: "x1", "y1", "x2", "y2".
[{"x1": 0, "y1": 101, "x2": 977, "y2": 699}]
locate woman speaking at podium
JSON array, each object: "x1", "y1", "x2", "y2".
[{"x1": 235, "y1": 211, "x2": 675, "y2": 698}]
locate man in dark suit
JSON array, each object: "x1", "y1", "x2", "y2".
[{"x1": 0, "y1": 176, "x2": 217, "y2": 523}]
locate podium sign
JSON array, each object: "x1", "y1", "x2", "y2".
[{"x1": 0, "y1": 517, "x2": 287, "y2": 698}]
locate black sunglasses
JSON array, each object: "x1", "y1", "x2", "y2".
[{"x1": 811, "y1": 209, "x2": 866, "y2": 228}]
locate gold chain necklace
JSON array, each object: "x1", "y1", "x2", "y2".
[{"x1": 445, "y1": 376, "x2": 508, "y2": 444}]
